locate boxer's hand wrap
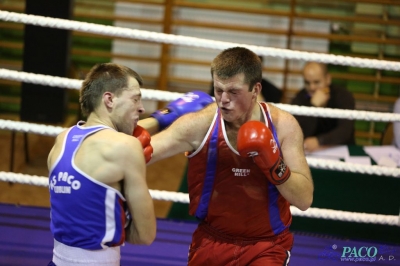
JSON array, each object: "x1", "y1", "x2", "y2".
[
  {"x1": 150, "y1": 91, "x2": 213, "y2": 130},
  {"x1": 237, "y1": 121, "x2": 291, "y2": 185},
  {"x1": 133, "y1": 125, "x2": 153, "y2": 163}
]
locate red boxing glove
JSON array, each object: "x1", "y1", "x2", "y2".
[
  {"x1": 132, "y1": 125, "x2": 153, "y2": 163},
  {"x1": 237, "y1": 121, "x2": 290, "y2": 185}
]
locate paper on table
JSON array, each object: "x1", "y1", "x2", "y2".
[
  {"x1": 306, "y1": 145, "x2": 349, "y2": 161},
  {"x1": 363, "y1": 145, "x2": 400, "y2": 167},
  {"x1": 345, "y1": 156, "x2": 371, "y2": 165}
]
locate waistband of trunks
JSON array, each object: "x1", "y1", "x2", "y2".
[{"x1": 198, "y1": 222, "x2": 290, "y2": 245}]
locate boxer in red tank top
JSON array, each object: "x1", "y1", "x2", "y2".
[{"x1": 145, "y1": 47, "x2": 314, "y2": 266}]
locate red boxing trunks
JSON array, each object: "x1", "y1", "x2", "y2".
[{"x1": 188, "y1": 222, "x2": 293, "y2": 266}]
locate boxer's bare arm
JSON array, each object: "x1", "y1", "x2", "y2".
[
  {"x1": 270, "y1": 104, "x2": 314, "y2": 211},
  {"x1": 148, "y1": 103, "x2": 217, "y2": 164},
  {"x1": 47, "y1": 130, "x2": 68, "y2": 171},
  {"x1": 138, "y1": 117, "x2": 160, "y2": 136},
  {"x1": 118, "y1": 134, "x2": 156, "y2": 245}
]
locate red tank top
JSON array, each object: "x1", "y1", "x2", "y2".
[{"x1": 187, "y1": 102, "x2": 291, "y2": 238}]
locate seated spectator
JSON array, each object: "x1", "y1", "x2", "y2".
[
  {"x1": 291, "y1": 62, "x2": 355, "y2": 153},
  {"x1": 209, "y1": 56, "x2": 283, "y2": 103}
]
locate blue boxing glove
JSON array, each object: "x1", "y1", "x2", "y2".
[{"x1": 151, "y1": 91, "x2": 213, "y2": 130}]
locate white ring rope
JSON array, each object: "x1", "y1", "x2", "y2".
[
  {"x1": 0, "y1": 119, "x2": 65, "y2": 137},
  {"x1": 274, "y1": 103, "x2": 400, "y2": 123},
  {"x1": 0, "y1": 118, "x2": 399, "y2": 177},
  {"x1": 0, "y1": 68, "x2": 82, "y2": 90},
  {"x1": 289, "y1": 207, "x2": 399, "y2": 227},
  {"x1": 306, "y1": 158, "x2": 400, "y2": 178},
  {"x1": 1, "y1": 68, "x2": 400, "y2": 122},
  {"x1": 1, "y1": 171, "x2": 398, "y2": 226},
  {"x1": 0, "y1": 68, "x2": 183, "y2": 102},
  {"x1": 1, "y1": 10, "x2": 400, "y2": 71}
]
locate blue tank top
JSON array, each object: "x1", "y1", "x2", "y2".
[{"x1": 49, "y1": 122, "x2": 129, "y2": 250}]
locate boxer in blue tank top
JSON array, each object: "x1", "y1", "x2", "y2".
[
  {"x1": 47, "y1": 63, "x2": 156, "y2": 266},
  {"x1": 47, "y1": 62, "x2": 214, "y2": 265}
]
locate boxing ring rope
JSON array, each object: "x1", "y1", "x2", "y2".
[
  {"x1": 1, "y1": 10, "x2": 400, "y2": 71},
  {"x1": 0, "y1": 171, "x2": 398, "y2": 227},
  {"x1": 0, "y1": 10, "x2": 399, "y2": 233},
  {"x1": 1, "y1": 112, "x2": 399, "y2": 177},
  {"x1": 1, "y1": 68, "x2": 400, "y2": 122}
]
